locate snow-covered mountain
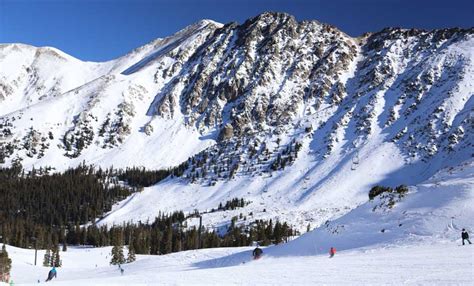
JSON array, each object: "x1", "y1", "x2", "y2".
[{"x1": 1, "y1": 12, "x2": 473, "y2": 232}]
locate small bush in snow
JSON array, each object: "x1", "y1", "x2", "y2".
[
  {"x1": 395, "y1": 185, "x2": 409, "y2": 196},
  {"x1": 369, "y1": 185, "x2": 393, "y2": 200},
  {"x1": 369, "y1": 185, "x2": 409, "y2": 201}
]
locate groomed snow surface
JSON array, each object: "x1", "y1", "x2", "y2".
[
  {"x1": 5, "y1": 160, "x2": 474, "y2": 285},
  {"x1": 5, "y1": 241, "x2": 473, "y2": 285}
]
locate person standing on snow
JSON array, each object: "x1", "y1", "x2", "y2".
[
  {"x1": 45, "y1": 267, "x2": 57, "y2": 282},
  {"x1": 461, "y1": 229, "x2": 472, "y2": 245},
  {"x1": 252, "y1": 246, "x2": 263, "y2": 259},
  {"x1": 329, "y1": 247, "x2": 336, "y2": 258}
]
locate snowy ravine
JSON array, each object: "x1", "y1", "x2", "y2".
[
  {"x1": 4, "y1": 161, "x2": 474, "y2": 284},
  {"x1": 1, "y1": 12, "x2": 473, "y2": 233}
]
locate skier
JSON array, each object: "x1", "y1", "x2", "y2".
[
  {"x1": 45, "y1": 267, "x2": 57, "y2": 282},
  {"x1": 329, "y1": 247, "x2": 336, "y2": 258},
  {"x1": 252, "y1": 246, "x2": 263, "y2": 260},
  {"x1": 461, "y1": 229, "x2": 472, "y2": 245}
]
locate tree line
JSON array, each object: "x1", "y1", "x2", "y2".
[
  {"x1": 107, "y1": 213, "x2": 296, "y2": 265},
  {"x1": 0, "y1": 163, "x2": 296, "y2": 262},
  {"x1": 0, "y1": 161, "x2": 191, "y2": 249},
  {"x1": 0, "y1": 162, "x2": 132, "y2": 249},
  {"x1": 116, "y1": 163, "x2": 187, "y2": 188},
  {"x1": 60, "y1": 211, "x2": 296, "y2": 258}
]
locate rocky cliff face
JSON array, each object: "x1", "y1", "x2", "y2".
[
  {"x1": 152, "y1": 13, "x2": 358, "y2": 137},
  {"x1": 0, "y1": 13, "x2": 472, "y2": 183}
]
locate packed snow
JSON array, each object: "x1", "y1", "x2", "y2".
[{"x1": 5, "y1": 242, "x2": 472, "y2": 285}]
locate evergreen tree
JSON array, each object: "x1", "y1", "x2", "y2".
[
  {"x1": 162, "y1": 227, "x2": 173, "y2": 254},
  {"x1": 0, "y1": 244, "x2": 12, "y2": 282},
  {"x1": 60, "y1": 227, "x2": 67, "y2": 252},
  {"x1": 110, "y1": 226, "x2": 125, "y2": 265},
  {"x1": 264, "y1": 219, "x2": 273, "y2": 244},
  {"x1": 43, "y1": 248, "x2": 51, "y2": 267},
  {"x1": 53, "y1": 247, "x2": 62, "y2": 267},
  {"x1": 282, "y1": 222, "x2": 290, "y2": 243},
  {"x1": 74, "y1": 223, "x2": 81, "y2": 245},
  {"x1": 127, "y1": 244, "x2": 136, "y2": 263},
  {"x1": 150, "y1": 228, "x2": 162, "y2": 255},
  {"x1": 110, "y1": 245, "x2": 125, "y2": 265},
  {"x1": 50, "y1": 249, "x2": 56, "y2": 267},
  {"x1": 274, "y1": 221, "x2": 283, "y2": 244}
]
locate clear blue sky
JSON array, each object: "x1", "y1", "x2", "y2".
[{"x1": 1, "y1": 0, "x2": 473, "y2": 62}]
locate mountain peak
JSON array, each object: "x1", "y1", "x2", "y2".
[
  {"x1": 242, "y1": 11, "x2": 298, "y2": 28},
  {"x1": 196, "y1": 19, "x2": 223, "y2": 28}
]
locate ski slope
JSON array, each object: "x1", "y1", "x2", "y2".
[
  {"x1": 5, "y1": 159, "x2": 474, "y2": 285},
  {"x1": 5, "y1": 238, "x2": 473, "y2": 285}
]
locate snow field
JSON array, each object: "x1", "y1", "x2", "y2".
[{"x1": 6, "y1": 241, "x2": 473, "y2": 285}]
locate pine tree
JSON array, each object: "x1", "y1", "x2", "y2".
[
  {"x1": 282, "y1": 222, "x2": 290, "y2": 242},
  {"x1": 0, "y1": 244, "x2": 12, "y2": 282},
  {"x1": 110, "y1": 245, "x2": 125, "y2": 265},
  {"x1": 274, "y1": 221, "x2": 283, "y2": 244},
  {"x1": 127, "y1": 244, "x2": 136, "y2": 263},
  {"x1": 60, "y1": 227, "x2": 67, "y2": 252},
  {"x1": 110, "y1": 229, "x2": 125, "y2": 265},
  {"x1": 43, "y1": 248, "x2": 51, "y2": 267},
  {"x1": 150, "y1": 228, "x2": 162, "y2": 255},
  {"x1": 53, "y1": 247, "x2": 62, "y2": 267},
  {"x1": 163, "y1": 227, "x2": 173, "y2": 254},
  {"x1": 50, "y1": 249, "x2": 56, "y2": 267},
  {"x1": 265, "y1": 219, "x2": 273, "y2": 243}
]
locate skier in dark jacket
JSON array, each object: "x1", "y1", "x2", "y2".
[
  {"x1": 252, "y1": 246, "x2": 263, "y2": 259},
  {"x1": 461, "y1": 229, "x2": 472, "y2": 245},
  {"x1": 45, "y1": 267, "x2": 57, "y2": 282}
]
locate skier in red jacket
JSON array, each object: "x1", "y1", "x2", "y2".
[{"x1": 329, "y1": 247, "x2": 336, "y2": 258}]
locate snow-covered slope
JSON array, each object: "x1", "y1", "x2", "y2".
[
  {"x1": 6, "y1": 162, "x2": 474, "y2": 286},
  {"x1": 271, "y1": 158, "x2": 474, "y2": 256},
  {"x1": 0, "y1": 43, "x2": 110, "y2": 115},
  {"x1": 5, "y1": 242, "x2": 473, "y2": 285},
  {"x1": 1, "y1": 12, "x2": 473, "y2": 234},
  {"x1": 0, "y1": 19, "x2": 222, "y2": 170},
  {"x1": 179, "y1": 160, "x2": 474, "y2": 272}
]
